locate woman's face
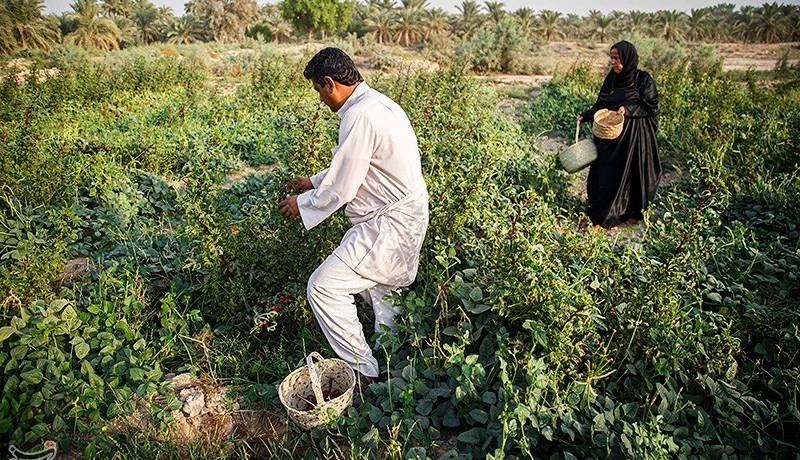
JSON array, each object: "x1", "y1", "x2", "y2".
[{"x1": 610, "y1": 48, "x2": 623, "y2": 74}]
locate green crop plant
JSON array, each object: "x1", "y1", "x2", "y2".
[{"x1": 0, "y1": 44, "x2": 798, "y2": 458}]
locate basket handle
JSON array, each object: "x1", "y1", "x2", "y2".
[{"x1": 305, "y1": 352, "x2": 326, "y2": 407}]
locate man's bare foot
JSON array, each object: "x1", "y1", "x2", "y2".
[{"x1": 626, "y1": 217, "x2": 641, "y2": 225}]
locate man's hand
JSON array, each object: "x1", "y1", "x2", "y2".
[
  {"x1": 288, "y1": 176, "x2": 313, "y2": 193},
  {"x1": 576, "y1": 114, "x2": 584, "y2": 122},
  {"x1": 278, "y1": 195, "x2": 300, "y2": 219}
]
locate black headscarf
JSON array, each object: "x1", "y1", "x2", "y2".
[{"x1": 597, "y1": 40, "x2": 641, "y2": 108}]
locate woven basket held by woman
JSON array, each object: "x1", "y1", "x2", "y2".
[{"x1": 578, "y1": 40, "x2": 661, "y2": 229}]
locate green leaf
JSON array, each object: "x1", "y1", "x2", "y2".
[
  {"x1": 129, "y1": 368, "x2": 145, "y2": 381},
  {"x1": 61, "y1": 305, "x2": 78, "y2": 323},
  {"x1": 457, "y1": 428, "x2": 483, "y2": 444},
  {"x1": 706, "y1": 292, "x2": 722, "y2": 303},
  {"x1": 29, "y1": 391, "x2": 44, "y2": 407},
  {"x1": 28, "y1": 422, "x2": 49, "y2": 440},
  {"x1": 465, "y1": 303, "x2": 491, "y2": 314},
  {"x1": 401, "y1": 365, "x2": 417, "y2": 381},
  {"x1": 75, "y1": 342, "x2": 90, "y2": 360},
  {"x1": 469, "y1": 408, "x2": 488, "y2": 424},
  {"x1": 367, "y1": 404, "x2": 383, "y2": 423},
  {"x1": 468, "y1": 286, "x2": 483, "y2": 301},
  {"x1": 50, "y1": 299, "x2": 70, "y2": 312},
  {"x1": 21, "y1": 369, "x2": 44, "y2": 384},
  {"x1": 405, "y1": 447, "x2": 426, "y2": 459},
  {"x1": 0, "y1": 326, "x2": 16, "y2": 342},
  {"x1": 443, "y1": 412, "x2": 460, "y2": 428},
  {"x1": 53, "y1": 415, "x2": 67, "y2": 431},
  {"x1": 416, "y1": 398, "x2": 433, "y2": 416}
]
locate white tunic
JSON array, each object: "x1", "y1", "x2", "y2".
[{"x1": 297, "y1": 82, "x2": 429, "y2": 288}]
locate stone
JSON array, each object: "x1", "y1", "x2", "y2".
[
  {"x1": 170, "y1": 373, "x2": 194, "y2": 391},
  {"x1": 180, "y1": 388, "x2": 205, "y2": 418}
]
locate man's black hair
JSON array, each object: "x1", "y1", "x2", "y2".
[{"x1": 304, "y1": 47, "x2": 363, "y2": 87}]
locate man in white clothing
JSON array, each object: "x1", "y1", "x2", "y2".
[{"x1": 277, "y1": 48, "x2": 429, "y2": 382}]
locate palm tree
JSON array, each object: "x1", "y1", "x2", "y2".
[
  {"x1": 1, "y1": 3, "x2": 15, "y2": 53},
  {"x1": 248, "y1": 4, "x2": 291, "y2": 43},
  {"x1": 484, "y1": 0, "x2": 504, "y2": 26},
  {"x1": 750, "y1": 2, "x2": 787, "y2": 43},
  {"x1": 513, "y1": 7, "x2": 535, "y2": 39},
  {"x1": 656, "y1": 10, "x2": 687, "y2": 42},
  {"x1": 423, "y1": 7, "x2": 449, "y2": 41},
  {"x1": 3, "y1": 0, "x2": 60, "y2": 51},
  {"x1": 168, "y1": 15, "x2": 202, "y2": 43},
  {"x1": 66, "y1": 0, "x2": 121, "y2": 50},
  {"x1": 686, "y1": 8, "x2": 710, "y2": 41},
  {"x1": 455, "y1": 0, "x2": 481, "y2": 39},
  {"x1": 589, "y1": 12, "x2": 614, "y2": 43},
  {"x1": 563, "y1": 13, "x2": 581, "y2": 40},
  {"x1": 100, "y1": 0, "x2": 132, "y2": 17},
  {"x1": 538, "y1": 10, "x2": 563, "y2": 42},
  {"x1": 609, "y1": 9, "x2": 625, "y2": 24},
  {"x1": 130, "y1": 0, "x2": 159, "y2": 43},
  {"x1": 401, "y1": 0, "x2": 426, "y2": 9},
  {"x1": 364, "y1": 6, "x2": 394, "y2": 44},
  {"x1": 190, "y1": 0, "x2": 256, "y2": 43},
  {"x1": 624, "y1": 10, "x2": 649, "y2": 36},
  {"x1": 393, "y1": 2, "x2": 423, "y2": 46},
  {"x1": 790, "y1": 5, "x2": 800, "y2": 41},
  {"x1": 368, "y1": 0, "x2": 394, "y2": 8},
  {"x1": 111, "y1": 14, "x2": 139, "y2": 46},
  {"x1": 733, "y1": 6, "x2": 754, "y2": 42}
]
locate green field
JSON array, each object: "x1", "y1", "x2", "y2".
[{"x1": 1, "y1": 44, "x2": 799, "y2": 458}]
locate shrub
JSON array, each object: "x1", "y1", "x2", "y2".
[{"x1": 456, "y1": 16, "x2": 535, "y2": 73}]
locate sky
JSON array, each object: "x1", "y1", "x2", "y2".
[{"x1": 43, "y1": 0, "x2": 800, "y2": 17}]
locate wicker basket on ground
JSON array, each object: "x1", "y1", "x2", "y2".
[
  {"x1": 278, "y1": 352, "x2": 355, "y2": 430},
  {"x1": 592, "y1": 108, "x2": 624, "y2": 140}
]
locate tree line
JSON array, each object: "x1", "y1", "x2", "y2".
[{"x1": 1, "y1": 0, "x2": 799, "y2": 54}]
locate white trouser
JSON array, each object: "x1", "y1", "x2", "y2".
[{"x1": 307, "y1": 253, "x2": 401, "y2": 378}]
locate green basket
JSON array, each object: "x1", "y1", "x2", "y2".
[{"x1": 559, "y1": 120, "x2": 598, "y2": 173}]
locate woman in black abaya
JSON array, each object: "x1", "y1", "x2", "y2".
[{"x1": 578, "y1": 41, "x2": 661, "y2": 229}]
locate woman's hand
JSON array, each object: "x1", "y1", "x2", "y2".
[{"x1": 617, "y1": 107, "x2": 626, "y2": 116}]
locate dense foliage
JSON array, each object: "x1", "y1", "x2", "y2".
[
  {"x1": 1, "y1": 45, "x2": 799, "y2": 458},
  {"x1": 2, "y1": 0, "x2": 800, "y2": 58}
]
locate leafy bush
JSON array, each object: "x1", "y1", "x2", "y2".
[
  {"x1": 627, "y1": 33, "x2": 722, "y2": 75},
  {"x1": 456, "y1": 17, "x2": 536, "y2": 74},
  {"x1": 1, "y1": 45, "x2": 798, "y2": 458},
  {"x1": 47, "y1": 44, "x2": 92, "y2": 71}
]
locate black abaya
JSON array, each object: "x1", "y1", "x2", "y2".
[{"x1": 580, "y1": 42, "x2": 661, "y2": 228}]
